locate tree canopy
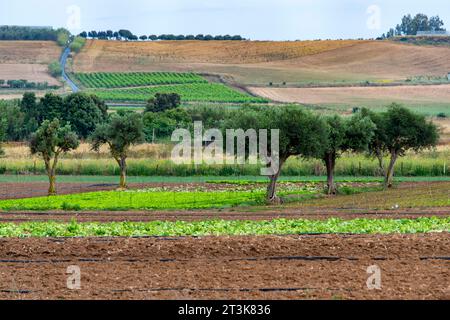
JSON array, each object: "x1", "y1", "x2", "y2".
[
  {"x1": 30, "y1": 119, "x2": 79, "y2": 195},
  {"x1": 90, "y1": 112, "x2": 144, "y2": 189}
]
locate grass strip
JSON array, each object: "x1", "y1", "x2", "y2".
[{"x1": 0, "y1": 218, "x2": 448, "y2": 237}]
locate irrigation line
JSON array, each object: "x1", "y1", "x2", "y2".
[{"x1": 0, "y1": 256, "x2": 449, "y2": 265}]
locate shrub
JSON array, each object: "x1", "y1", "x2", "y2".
[{"x1": 48, "y1": 61, "x2": 62, "y2": 77}]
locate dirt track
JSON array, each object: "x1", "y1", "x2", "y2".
[{"x1": 0, "y1": 234, "x2": 448, "y2": 300}]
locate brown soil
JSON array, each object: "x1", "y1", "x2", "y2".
[
  {"x1": 0, "y1": 41, "x2": 61, "y2": 86},
  {"x1": 248, "y1": 84, "x2": 450, "y2": 105},
  {"x1": 1, "y1": 207, "x2": 449, "y2": 223},
  {"x1": 72, "y1": 40, "x2": 450, "y2": 85},
  {"x1": 0, "y1": 234, "x2": 448, "y2": 300},
  {"x1": 0, "y1": 41, "x2": 61, "y2": 64}
]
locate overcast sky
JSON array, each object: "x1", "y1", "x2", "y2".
[{"x1": 1, "y1": 0, "x2": 449, "y2": 40}]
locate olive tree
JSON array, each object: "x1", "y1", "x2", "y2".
[
  {"x1": 381, "y1": 104, "x2": 439, "y2": 188},
  {"x1": 30, "y1": 119, "x2": 79, "y2": 195},
  {"x1": 321, "y1": 114, "x2": 375, "y2": 194},
  {"x1": 225, "y1": 106, "x2": 327, "y2": 203},
  {"x1": 90, "y1": 112, "x2": 144, "y2": 189}
]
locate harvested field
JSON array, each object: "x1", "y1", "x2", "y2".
[
  {"x1": 0, "y1": 41, "x2": 60, "y2": 64},
  {"x1": 0, "y1": 234, "x2": 448, "y2": 300},
  {"x1": 0, "y1": 64, "x2": 60, "y2": 85},
  {"x1": 249, "y1": 84, "x2": 450, "y2": 105},
  {"x1": 73, "y1": 40, "x2": 450, "y2": 85},
  {"x1": 0, "y1": 41, "x2": 62, "y2": 86}
]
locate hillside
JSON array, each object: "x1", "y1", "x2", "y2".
[
  {"x1": 72, "y1": 40, "x2": 450, "y2": 86},
  {"x1": 0, "y1": 41, "x2": 61, "y2": 85}
]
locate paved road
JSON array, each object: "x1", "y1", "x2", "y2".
[{"x1": 59, "y1": 47, "x2": 79, "y2": 93}]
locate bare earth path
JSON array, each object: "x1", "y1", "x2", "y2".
[{"x1": 0, "y1": 234, "x2": 448, "y2": 300}]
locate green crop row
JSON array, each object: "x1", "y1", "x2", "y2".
[
  {"x1": 74, "y1": 72, "x2": 207, "y2": 88},
  {"x1": 0, "y1": 218, "x2": 448, "y2": 237},
  {"x1": 89, "y1": 83, "x2": 268, "y2": 103},
  {"x1": 0, "y1": 189, "x2": 314, "y2": 211}
]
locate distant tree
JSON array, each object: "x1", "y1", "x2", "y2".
[
  {"x1": 30, "y1": 119, "x2": 79, "y2": 195},
  {"x1": 63, "y1": 93, "x2": 107, "y2": 139},
  {"x1": 145, "y1": 93, "x2": 181, "y2": 113},
  {"x1": 48, "y1": 61, "x2": 62, "y2": 77},
  {"x1": 384, "y1": 105, "x2": 439, "y2": 188},
  {"x1": 90, "y1": 113, "x2": 144, "y2": 189},
  {"x1": 106, "y1": 30, "x2": 114, "y2": 39},
  {"x1": 140, "y1": 35, "x2": 148, "y2": 41},
  {"x1": 79, "y1": 31, "x2": 88, "y2": 38},
  {"x1": 321, "y1": 114, "x2": 375, "y2": 194},
  {"x1": 360, "y1": 108, "x2": 388, "y2": 174},
  {"x1": 36, "y1": 93, "x2": 64, "y2": 123},
  {"x1": 204, "y1": 35, "x2": 214, "y2": 41},
  {"x1": 185, "y1": 35, "x2": 195, "y2": 40},
  {"x1": 118, "y1": 29, "x2": 133, "y2": 40},
  {"x1": 429, "y1": 15, "x2": 445, "y2": 31},
  {"x1": 195, "y1": 34, "x2": 205, "y2": 40},
  {"x1": 367, "y1": 104, "x2": 440, "y2": 188},
  {"x1": 225, "y1": 106, "x2": 327, "y2": 203},
  {"x1": 149, "y1": 35, "x2": 158, "y2": 41},
  {"x1": 20, "y1": 92, "x2": 39, "y2": 135}
]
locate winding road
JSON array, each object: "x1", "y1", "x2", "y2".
[{"x1": 59, "y1": 47, "x2": 79, "y2": 93}]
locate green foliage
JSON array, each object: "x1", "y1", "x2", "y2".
[
  {"x1": 48, "y1": 61, "x2": 62, "y2": 77},
  {"x1": 90, "y1": 83, "x2": 268, "y2": 103},
  {"x1": 0, "y1": 26, "x2": 61, "y2": 41},
  {"x1": 383, "y1": 104, "x2": 439, "y2": 156},
  {"x1": 22, "y1": 93, "x2": 108, "y2": 139},
  {"x1": 0, "y1": 99, "x2": 39, "y2": 141},
  {"x1": 0, "y1": 189, "x2": 273, "y2": 211},
  {"x1": 75, "y1": 72, "x2": 207, "y2": 88},
  {"x1": 64, "y1": 93, "x2": 107, "y2": 138},
  {"x1": 30, "y1": 119, "x2": 79, "y2": 159},
  {"x1": 90, "y1": 112, "x2": 144, "y2": 188},
  {"x1": 145, "y1": 93, "x2": 181, "y2": 113},
  {"x1": 69, "y1": 36, "x2": 86, "y2": 53},
  {"x1": 0, "y1": 218, "x2": 448, "y2": 238},
  {"x1": 143, "y1": 108, "x2": 191, "y2": 141},
  {"x1": 56, "y1": 28, "x2": 71, "y2": 46},
  {"x1": 90, "y1": 112, "x2": 144, "y2": 156}
]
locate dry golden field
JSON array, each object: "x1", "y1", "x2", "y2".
[
  {"x1": 0, "y1": 41, "x2": 61, "y2": 86},
  {"x1": 248, "y1": 84, "x2": 450, "y2": 107},
  {"x1": 72, "y1": 40, "x2": 450, "y2": 86}
]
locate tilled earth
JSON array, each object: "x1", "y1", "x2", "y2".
[{"x1": 0, "y1": 234, "x2": 448, "y2": 300}]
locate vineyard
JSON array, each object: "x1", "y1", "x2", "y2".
[
  {"x1": 89, "y1": 83, "x2": 268, "y2": 103},
  {"x1": 73, "y1": 72, "x2": 207, "y2": 88}
]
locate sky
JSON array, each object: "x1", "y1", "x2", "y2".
[{"x1": 1, "y1": 0, "x2": 449, "y2": 40}]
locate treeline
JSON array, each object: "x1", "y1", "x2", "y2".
[
  {"x1": 0, "y1": 93, "x2": 440, "y2": 200},
  {"x1": 0, "y1": 26, "x2": 71, "y2": 45},
  {"x1": 382, "y1": 13, "x2": 446, "y2": 39},
  {"x1": 0, "y1": 93, "x2": 108, "y2": 141},
  {"x1": 78, "y1": 30, "x2": 245, "y2": 41},
  {"x1": 0, "y1": 80, "x2": 59, "y2": 90}
]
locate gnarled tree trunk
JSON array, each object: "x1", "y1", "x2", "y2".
[
  {"x1": 384, "y1": 151, "x2": 398, "y2": 189},
  {"x1": 117, "y1": 157, "x2": 128, "y2": 190},
  {"x1": 266, "y1": 158, "x2": 285, "y2": 204},
  {"x1": 324, "y1": 153, "x2": 337, "y2": 195},
  {"x1": 45, "y1": 155, "x2": 59, "y2": 196}
]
